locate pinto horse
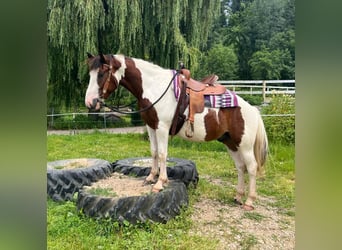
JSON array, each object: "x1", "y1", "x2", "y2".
[{"x1": 85, "y1": 53, "x2": 268, "y2": 210}]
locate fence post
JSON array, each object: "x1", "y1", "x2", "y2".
[
  {"x1": 51, "y1": 108, "x2": 54, "y2": 128},
  {"x1": 262, "y1": 80, "x2": 266, "y2": 103},
  {"x1": 72, "y1": 113, "x2": 76, "y2": 134}
]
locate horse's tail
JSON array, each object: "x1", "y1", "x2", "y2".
[{"x1": 254, "y1": 111, "x2": 268, "y2": 176}]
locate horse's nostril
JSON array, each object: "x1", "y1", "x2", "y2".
[{"x1": 92, "y1": 98, "x2": 99, "y2": 108}]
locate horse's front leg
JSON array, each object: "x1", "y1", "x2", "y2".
[
  {"x1": 144, "y1": 127, "x2": 159, "y2": 185},
  {"x1": 152, "y1": 126, "x2": 169, "y2": 192}
]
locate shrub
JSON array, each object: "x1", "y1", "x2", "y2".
[
  {"x1": 47, "y1": 114, "x2": 131, "y2": 130},
  {"x1": 261, "y1": 94, "x2": 295, "y2": 144},
  {"x1": 239, "y1": 94, "x2": 263, "y2": 106}
]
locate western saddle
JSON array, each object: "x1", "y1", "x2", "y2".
[{"x1": 170, "y1": 68, "x2": 227, "y2": 137}]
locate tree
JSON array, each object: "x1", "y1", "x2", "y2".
[
  {"x1": 199, "y1": 44, "x2": 238, "y2": 80},
  {"x1": 47, "y1": 0, "x2": 221, "y2": 110},
  {"x1": 225, "y1": 0, "x2": 295, "y2": 79},
  {"x1": 248, "y1": 46, "x2": 283, "y2": 79}
]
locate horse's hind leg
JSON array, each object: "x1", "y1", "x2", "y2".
[
  {"x1": 241, "y1": 149, "x2": 258, "y2": 210},
  {"x1": 230, "y1": 148, "x2": 258, "y2": 210},
  {"x1": 229, "y1": 150, "x2": 246, "y2": 205}
]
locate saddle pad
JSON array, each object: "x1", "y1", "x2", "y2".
[
  {"x1": 204, "y1": 90, "x2": 238, "y2": 108},
  {"x1": 172, "y1": 70, "x2": 238, "y2": 108},
  {"x1": 172, "y1": 70, "x2": 181, "y2": 100}
]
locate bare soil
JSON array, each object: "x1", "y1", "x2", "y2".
[
  {"x1": 88, "y1": 172, "x2": 154, "y2": 197},
  {"x1": 189, "y1": 195, "x2": 295, "y2": 249},
  {"x1": 88, "y1": 173, "x2": 295, "y2": 249}
]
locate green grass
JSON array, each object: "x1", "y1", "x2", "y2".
[
  {"x1": 47, "y1": 132, "x2": 294, "y2": 249},
  {"x1": 87, "y1": 187, "x2": 118, "y2": 197}
]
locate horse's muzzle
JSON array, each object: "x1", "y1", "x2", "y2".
[{"x1": 85, "y1": 98, "x2": 101, "y2": 110}]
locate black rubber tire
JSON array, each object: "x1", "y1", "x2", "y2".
[
  {"x1": 77, "y1": 180, "x2": 188, "y2": 224},
  {"x1": 47, "y1": 158, "x2": 113, "y2": 202},
  {"x1": 111, "y1": 157, "x2": 199, "y2": 188}
]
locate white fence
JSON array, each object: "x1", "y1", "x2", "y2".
[{"x1": 218, "y1": 80, "x2": 295, "y2": 103}]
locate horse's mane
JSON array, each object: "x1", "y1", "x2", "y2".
[
  {"x1": 88, "y1": 54, "x2": 167, "y2": 72},
  {"x1": 87, "y1": 54, "x2": 125, "y2": 70},
  {"x1": 131, "y1": 57, "x2": 169, "y2": 72}
]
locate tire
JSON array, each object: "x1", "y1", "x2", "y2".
[
  {"x1": 112, "y1": 157, "x2": 199, "y2": 188},
  {"x1": 47, "y1": 158, "x2": 113, "y2": 202},
  {"x1": 77, "y1": 180, "x2": 188, "y2": 224}
]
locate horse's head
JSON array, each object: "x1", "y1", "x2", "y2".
[{"x1": 85, "y1": 53, "x2": 125, "y2": 110}]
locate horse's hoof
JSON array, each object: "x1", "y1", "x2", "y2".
[
  {"x1": 242, "y1": 204, "x2": 255, "y2": 211},
  {"x1": 152, "y1": 186, "x2": 162, "y2": 193}
]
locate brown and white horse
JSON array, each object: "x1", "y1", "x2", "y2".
[{"x1": 85, "y1": 53, "x2": 268, "y2": 210}]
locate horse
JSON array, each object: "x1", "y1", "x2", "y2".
[{"x1": 84, "y1": 53, "x2": 268, "y2": 210}]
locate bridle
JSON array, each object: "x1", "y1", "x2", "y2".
[{"x1": 101, "y1": 55, "x2": 118, "y2": 98}]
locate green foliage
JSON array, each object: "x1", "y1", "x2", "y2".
[
  {"x1": 47, "y1": 114, "x2": 131, "y2": 130},
  {"x1": 196, "y1": 44, "x2": 238, "y2": 79},
  {"x1": 239, "y1": 94, "x2": 263, "y2": 106},
  {"x1": 87, "y1": 188, "x2": 117, "y2": 197},
  {"x1": 261, "y1": 94, "x2": 295, "y2": 144},
  {"x1": 47, "y1": 0, "x2": 221, "y2": 109},
  {"x1": 226, "y1": 0, "x2": 295, "y2": 79},
  {"x1": 47, "y1": 0, "x2": 295, "y2": 112},
  {"x1": 248, "y1": 46, "x2": 284, "y2": 79}
]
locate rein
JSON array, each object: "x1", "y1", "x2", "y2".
[{"x1": 96, "y1": 70, "x2": 180, "y2": 115}]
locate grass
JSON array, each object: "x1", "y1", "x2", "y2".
[
  {"x1": 47, "y1": 132, "x2": 294, "y2": 249},
  {"x1": 87, "y1": 187, "x2": 118, "y2": 197}
]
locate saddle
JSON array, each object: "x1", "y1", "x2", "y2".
[{"x1": 170, "y1": 69, "x2": 227, "y2": 137}]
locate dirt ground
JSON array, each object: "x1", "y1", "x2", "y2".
[{"x1": 89, "y1": 173, "x2": 295, "y2": 250}]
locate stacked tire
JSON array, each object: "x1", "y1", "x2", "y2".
[
  {"x1": 47, "y1": 158, "x2": 113, "y2": 201},
  {"x1": 47, "y1": 157, "x2": 199, "y2": 224},
  {"x1": 112, "y1": 157, "x2": 199, "y2": 188}
]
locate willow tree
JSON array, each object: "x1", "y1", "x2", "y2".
[{"x1": 47, "y1": 0, "x2": 220, "y2": 110}]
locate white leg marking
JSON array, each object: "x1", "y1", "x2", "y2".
[
  {"x1": 145, "y1": 127, "x2": 158, "y2": 183},
  {"x1": 243, "y1": 151, "x2": 258, "y2": 207},
  {"x1": 153, "y1": 124, "x2": 169, "y2": 191},
  {"x1": 229, "y1": 150, "x2": 246, "y2": 205}
]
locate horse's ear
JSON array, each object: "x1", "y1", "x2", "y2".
[
  {"x1": 99, "y1": 53, "x2": 106, "y2": 64},
  {"x1": 87, "y1": 52, "x2": 94, "y2": 58}
]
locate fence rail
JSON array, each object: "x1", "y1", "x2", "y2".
[{"x1": 218, "y1": 80, "x2": 295, "y2": 102}]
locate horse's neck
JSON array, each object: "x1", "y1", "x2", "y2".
[{"x1": 122, "y1": 58, "x2": 172, "y2": 100}]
